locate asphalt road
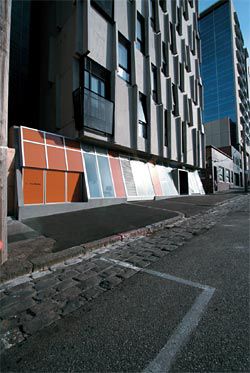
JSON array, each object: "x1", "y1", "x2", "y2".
[{"x1": 1, "y1": 199, "x2": 249, "y2": 372}]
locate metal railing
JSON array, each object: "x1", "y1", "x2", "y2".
[{"x1": 83, "y1": 88, "x2": 114, "y2": 135}]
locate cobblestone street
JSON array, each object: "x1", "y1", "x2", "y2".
[{"x1": 0, "y1": 194, "x2": 248, "y2": 352}]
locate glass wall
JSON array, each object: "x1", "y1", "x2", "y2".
[{"x1": 199, "y1": 2, "x2": 236, "y2": 123}]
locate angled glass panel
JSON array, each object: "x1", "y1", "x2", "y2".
[
  {"x1": 97, "y1": 156, "x2": 115, "y2": 197},
  {"x1": 84, "y1": 153, "x2": 102, "y2": 198}
]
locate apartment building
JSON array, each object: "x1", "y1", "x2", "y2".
[
  {"x1": 8, "y1": 0, "x2": 205, "y2": 219},
  {"x1": 199, "y1": 0, "x2": 250, "y2": 188}
]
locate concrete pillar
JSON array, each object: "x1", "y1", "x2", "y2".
[{"x1": 0, "y1": 0, "x2": 12, "y2": 264}]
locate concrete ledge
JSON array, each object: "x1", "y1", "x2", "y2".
[{"x1": 18, "y1": 198, "x2": 127, "y2": 220}]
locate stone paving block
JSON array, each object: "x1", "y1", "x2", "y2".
[
  {"x1": 82, "y1": 286, "x2": 105, "y2": 301},
  {"x1": 61, "y1": 297, "x2": 85, "y2": 316},
  {"x1": 35, "y1": 287, "x2": 57, "y2": 301},
  {"x1": 52, "y1": 286, "x2": 82, "y2": 303},
  {"x1": 99, "y1": 275, "x2": 123, "y2": 291},
  {"x1": 0, "y1": 328, "x2": 25, "y2": 350},
  {"x1": 58, "y1": 269, "x2": 80, "y2": 281},
  {"x1": 75, "y1": 275, "x2": 102, "y2": 291},
  {"x1": 34, "y1": 276, "x2": 60, "y2": 292},
  {"x1": 0, "y1": 297, "x2": 36, "y2": 319},
  {"x1": 23, "y1": 310, "x2": 60, "y2": 335},
  {"x1": 73, "y1": 269, "x2": 100, "y2": 282},
  {"x1": 55, "y1": 278, "x2": 79, "y2": 292},
  {"x1": 28, "y1": 300, "x2": 59, "y2": 316},
  {"x1": 115, "y1": 268, "x2": 137, "y2": 280}
]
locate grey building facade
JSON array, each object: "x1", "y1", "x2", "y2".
[{"x1": 8, "y1": 0, "x2": 206, "y2": 218}]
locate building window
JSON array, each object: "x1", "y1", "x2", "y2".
[
  {"x1": 91, "y1": 0, "x2": 114, "y2": 21},
  {"x1": 151, "y1": 64, "x2": 158, "y2": 103},
  {"x1": 138, "y1": 93, "x2": 147, "y2": 138},
  {"x1": 136, "y1": 12, "x2": 145, "y2": 54},
  {"x1": 177, "y1": 7, "x2": 182, "y2": 35},
  {"x1": 218, "y1": 166, "x2": 224, "y2": 181},
  {"x1": 118, "y1": 33, "x2": 131, "y2": 83},
  {"x1": 170, "y1": 22, "x2": 177, "y2": 54},
  {"x1": 159, "y1": 0, "x2": 166, "y2": 12},
  {"x1": 183, "y1": 0, "x2": 189, "y2": 21},
  {"x1": 162, "y1": 42, "x2": 168, "y2": 76},
  {"x1": 150, "y1": 0, "x2": 156, "y2": 31},
  {"x1": 84, "y1": 58, "x2": 110, "y2": 99},
  {"x1": 225, "y1": 169, "x2": 230, "y2": 183},
  {"x1": 182, "y1": 121, "x2": 186, "y2": 154},
  {"x1": 172, "y1": 84, "x2": 179, "y2": 116},
  {"x1": 231, "y1": 171, "x2": 234, "y2": 183},
  {"x1": 165, "y1": 110, "x2": 170, "y2": 147},
  {"x1": 179, "y1": 62, "x2": 185, "y2": 92}
]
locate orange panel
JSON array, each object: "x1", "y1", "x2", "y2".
[
  {"x1": 23, "y1": 168, "x2": 44, "y2": 204},
  {"x1": 46, "y1": 170, "x2": 66, "y2": 203},
  {"x1": 65, "y1": 139, "x2": 81, "y2": 150},
  {"x1": 66, "y1": 150, "x2": 84, "y2": 172},
  {"x1": 148, "y1": 163, "x2": 162, "y2": 196},
  {"x1": 109, "y1": 156, "x2": 126, "y2": 198},
  {"x1": 23, "y1": 142, "x2": 46, "y2": 169},
  {"x1": 47, "y1": 146, "x2": 67, "y2": 171},
  {"x1": 67, "y1": 172, "x2": 83, "y2": 202},
  {"x1": 22, "y1": 128, "x2": 44, "y2": 143},
  {"x1": 46, "y1": 133, "x2": 64, "y2": 147}
]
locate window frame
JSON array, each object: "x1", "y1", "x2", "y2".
[
  {"x1": 151, "y1": 64, "x2": 158, "y2": 103},
  {"x1": 136, "y1": 12, "x2": 145, "y2": 55},
  {"x1": 90, "y1": 0, "x2": 114, "y2": 22},
  {"x1": 138, "y1": 92, "x2": 148, "y2": 139},
  {"x1": 118, "y1": 33, "x2": 131, "y2": 84}
]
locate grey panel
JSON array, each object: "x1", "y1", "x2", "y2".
[{"x1": 121, "y1": 159, "x2": 137, "y2": 197}]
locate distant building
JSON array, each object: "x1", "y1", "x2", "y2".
[
  {"x1": 199, "y1": 0, "x2": 250, "y2": 187},
  {"x1": 8, "y1": 0, "x2": 206, "y2": 219}
]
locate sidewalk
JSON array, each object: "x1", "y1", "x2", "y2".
[{"x1": 1, "y1": 193, "x2": 241, "y2": 283}]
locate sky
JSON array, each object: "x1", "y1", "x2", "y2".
[{"x1": 199, "y1": 0, "x2": 250, "y2": 55}]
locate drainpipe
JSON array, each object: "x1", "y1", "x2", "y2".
[{"x1": 0, "y1": 0, "x2": 12, "y2": 264}]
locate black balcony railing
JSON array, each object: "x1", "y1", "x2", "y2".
[
  {"x1": 84, "y1": 88, "x2": 114, "y2": 135},
  {"x1": 73, "y1": 88, "x2": 114, "y2": 135}
]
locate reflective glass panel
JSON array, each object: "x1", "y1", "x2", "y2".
[
  {"x1": 97, "y1": 156, "x2": 115, "y2": 197},
  {"x1": 84, "y1": 153, "x2": 102, "y2": 197}
]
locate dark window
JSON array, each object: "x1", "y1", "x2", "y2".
[
  {"x1": 170, "y1": 22, "x2": 177, "y2": 54},
  {"x1": 177, "y1": 7, "x2": 182, "y2": 35},
  {"x1": 162, "y1": 41, "x2": 168, "y2": 76},
  {"x1": 172, "y1": 84, "x2": 179, "y2": 116},
  {"x1": 185, "y1": 45, "x2": 191, "y2": 72},
  {"x1": 84, "y1": 58, "x2": 110, "y2": 99},
  {"x1": 91, "y1": 0, "x2": 114, "y2": 21},
  {"x1": 165, "y1": 110, "x2": 170, "y2": 147},
  {"x1": 138, "y1": 93, "x2": 148, "y2": 139},
  {"x1": 159, "y1": 0, "x2": 166, "y2": 12},
  {"x1": 136, "y1": 12, "x2": 145, "y2": 54},
  {"x1": 179, "y1": 62, "x2": 185, "y2": 92},
  {"x1": 150, "y1": 0, "x2": 156, "y2": 31},
  {"x1": 183, "y1": 0, "x2": 189, "y2": 20},
  {"x1": 151, "y1": 64, "x2": 158, "y2": 103},
  {"x1": 118, "y1": 33, "x2": 131, "y2": 83},
  {"x1": 182, "y1": 121, "x2": 186, "y2": 154}
]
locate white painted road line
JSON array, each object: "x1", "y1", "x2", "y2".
[
  {"x1": 101, "y1": 257, "x2": 215, "y2": 373},
  {"x1": 100, "y1": 257, "x2": 211, "y2": 290}
]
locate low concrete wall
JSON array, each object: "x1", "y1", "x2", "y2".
[{"x1": 18, "y1": 198, "x2": 127, "y2": 220}]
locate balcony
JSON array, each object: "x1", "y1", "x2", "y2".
[{"x1": 73, "y1": 88, "x2": 114, "y2": 136}]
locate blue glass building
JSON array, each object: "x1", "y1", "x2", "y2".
[
  {"x1": 199, "y1": 0, "x2": 250, "y2": 149},
  {"x1": 199, "y1": 0, "x2": 236, "y2": 124}
]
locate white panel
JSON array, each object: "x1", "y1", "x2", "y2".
[
  {"x1": 130, "y1": 160, "x2": 155, "y2": 198},
  {"x1": 188, "y1": 171, "x2": 199, "y2": 194},
  {"x1": 156, "y1": 165, "x2": 179, "y2": 196},
  {"x1": 194, "y1": 170, "x2": 205, "y2": 194}
]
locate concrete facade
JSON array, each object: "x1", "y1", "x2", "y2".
[
  {"x1": 34, "y1": 0, "x2": 204, "y2": 168},
  {"x1": 8, "y1": 0, "x2": 206, "y2": 218}
]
